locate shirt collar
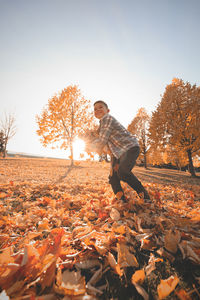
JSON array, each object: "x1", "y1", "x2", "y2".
[{"x1": 100, "y1": 113, "x2": 109, "y2": 122}]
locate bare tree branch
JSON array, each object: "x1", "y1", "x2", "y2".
[{"x1": 0, "y1": 112, "x2": 17, "y2": 157}]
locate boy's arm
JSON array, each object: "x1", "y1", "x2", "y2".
[
  {"x1": 80, "y1": 130, "x2": 103, "y2": 155},
  {"x1": 83, "y1": 115, "x2": 113, "y2": 155},
  {"x1": 85, "y1": 138, "x2": 104, "y2": 155},
  {"x1": 86, "y1": 115, "x2": 113, "y2": 154}
]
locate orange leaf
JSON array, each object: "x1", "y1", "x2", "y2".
[
  {"x1": 157, "y1": 275, "x2": 179, "y2": 299},
  {"x1": 0, "y1": 192, "x2": 7, "y2": 198},
  {"x1": 175, "y1": 289, "x2": 192, "y2": 300},
  {"x1": 131, "y1": 269, "x2": 145, "y2": 285},
  {"x1": 0, "y1": 247, "x2": 14, "y2": 265}
]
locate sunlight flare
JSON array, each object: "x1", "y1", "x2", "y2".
[{"x1": 73, "y1": 138, "x2": 86, "y2": 160}]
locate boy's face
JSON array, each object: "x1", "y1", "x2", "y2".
[{"x1": 94, "y1": 102, "x2": 109, "y2": 119}]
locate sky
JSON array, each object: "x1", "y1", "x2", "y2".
[{"x1": 1, "y1": 0, "x2": 200, "y2": 159}]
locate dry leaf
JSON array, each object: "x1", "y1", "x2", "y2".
[
  {"x1": 164, "y1": 229, "x2": 181, "y2": 254},
  {"x1": 134, "y1": 283, "x2": 149, "y2": 300},
  {"x1": 175, "y1": 289, "x2": 192, "y2": 300},
  {"x1": 54, "y1": 269, "x2": 86, "y2": 296},
  {"x1": 145, "y1": 253, "x2": 163, "y2": 276},
  {"x1": 110, "y1": 208, "x2": 120, "y2": 221},
  {"x1": 107, "y1": 252, "x2": 123, "y2": 276},
  {"x1": 157, "y1": 275, "x2": 179, "y2": 299},
  {"x1": 0, "y1": 159, "x2": 200, "y2": 298},
  {"x1": 0, "y1": 290, "x2": 9, "y2": 300},
  {"x1": 117, "y1": 242, "x2": 139, "y2": 268},
  {"x1": 131, "y1": 269, "x2": 145, "y2": 285}
]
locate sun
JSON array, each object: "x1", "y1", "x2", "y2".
[{"x1": 73, "y1": 138, "x2": 86, "y2": 160}]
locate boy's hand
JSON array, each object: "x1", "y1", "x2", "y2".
[
  {"x1": 80, "y1": 130, "x2": 108, "y2": 156},
  {"x1": 80, "y1": 130, "x2": 98, "y2": 143}
]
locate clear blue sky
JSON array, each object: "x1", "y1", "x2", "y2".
[{"x1": 1, "y1": 0, "x2": 200, "y2": 158}]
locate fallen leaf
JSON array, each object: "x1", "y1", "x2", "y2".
[
  {"x1": 164, "y1": 229, "x2": 181, "y2": 254},
  {"x1": 110, "y1": 208, "x2": 120, "y2": 221},
  {"x1": 175, "y1": 288, "x2": 192, "y2": 300},
  {"x1": 157, "y1": 275, "x2": 179, "y2": 299},
  {"x1": 54, "y1": 269, "x2": 86, "y2": 296},
  {"x1": 131, "y1": 269, "x2": 145, "y2": 285},
  {"x1": 117, "y1": 242, "x2": 139, "y2": 268}
]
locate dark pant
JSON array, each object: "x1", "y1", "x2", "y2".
[{"x1": 109, "y1": 146, "x2": 145, "y2": 196}]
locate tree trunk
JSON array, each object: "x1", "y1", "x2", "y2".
[
  {"x1": 70, "y1": 105, "x2": 74, "y2": 167},
  {"x1": 187, "y1": 149, "x2": 196, "y2": 177},
  {"x1": 70, "y1": 142, "x2": 74, "y2": 166},
  {"x1": 144, "y1": 152, "x2": 147, "y2": 169},
  {"x1": 3, "y1": 140, "x2": 7, "y2": 158},
  {"x1": 143, "y1": 144, "x2": 147, "y2": 169}
]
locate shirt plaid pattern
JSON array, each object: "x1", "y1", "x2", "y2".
[{"x1": 95, "y1": 114, "x2": 139, "y2": 159}]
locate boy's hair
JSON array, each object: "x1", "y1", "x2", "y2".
[{"x1": 93, "y1": 100, "x2": 108, "y2": 109}]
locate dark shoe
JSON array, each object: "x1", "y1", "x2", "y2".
[
  {"x1": 115, "y1": 191, "x2": 128, "y2": 203},
  {"x1": 138, "y1": 189, "x2": 151, "y2": 203},
  {"x1": 120, "y1": 194, "x2": 128, "y2": 203}
]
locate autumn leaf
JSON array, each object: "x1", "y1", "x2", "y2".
[
  {"x1": 0, "y1": 192, "x2": 7, "y2": 199},
  {"x1": 36, "y1": 84, "x2": 95, "y2": 165},
  {"x1": 107, "y1": 252, "x2": 123, "y2": 277},
  {"x1": 110, "y1": 208, "x2": 120, "y2": 221},
  {"x1": 175, "y1": 289, "x2": 192, "y2": 300},
  {"x1": 131, "y1": 269, "x2": 145, "y2": 285},
  {"x1": 164, "y1": 228, "x2": 181, "y2": 254},
  {"x1": 0, "y1": 291, "x2": 9, "y2": 300},
  {"x1": 54, "y1": 268, "x2": 86, "y2": 296},
  {"x1": 40, "y1": 257, "x2": 57, "y2": 291},
  {"x1": 157, "y1": 275, "x2": 179, "y2": 299},
  {"x1": 0, "y1": 159, "x2": 200, "y2": 298},
  {"x1": 117, "y1": 242, "x2": 139, "y2": 268}
]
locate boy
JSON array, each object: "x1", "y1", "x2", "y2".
[{"x1": 86, "y1": 100, "x2": 150, "y2": 203}]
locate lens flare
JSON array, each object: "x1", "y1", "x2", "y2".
[{"x1": 73, "y1": 138, "x2": 86, "y2": 160}]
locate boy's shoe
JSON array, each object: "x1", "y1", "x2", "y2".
[
  {"x1": 138, "y1": 189, "x2": 151, "y2": 203},
  {"x1": 120, "y1": 194, "x2": 128, "y2": 203},
  {"x1": 115, "y1": 191, "x2": 128, "y2": 203}
]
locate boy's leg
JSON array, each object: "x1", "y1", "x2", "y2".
[
  {"x1": 118, "y1": 146, "x2": 150, "y2": 199},
  {"x1": 108, "y1": 157, "x2": 126, "y2": 201}
]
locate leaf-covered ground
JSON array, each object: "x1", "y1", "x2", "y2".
[{"x1": 0, "y1": 158, "x2": 200, "y2": 300}]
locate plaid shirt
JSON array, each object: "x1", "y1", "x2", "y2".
[{"x1": 94, "y1": 114, "x2": 139, "y2": 159}]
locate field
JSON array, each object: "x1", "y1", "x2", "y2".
[{"x1": 0, "y1": 158, "x2": 200, "y2": 300}]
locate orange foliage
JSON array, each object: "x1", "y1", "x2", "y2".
[
  {"x1": 36, "y1": 85, "x2": 96, "y2": 164},
  {"x1": 0, "y1": 158, "x2": 200, "y2": 299}
]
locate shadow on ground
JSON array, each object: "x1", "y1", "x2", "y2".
[{"x1": 134, "y1": 166, "x2": 200, "y2": 186}]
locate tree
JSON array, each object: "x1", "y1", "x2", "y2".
[
  {"x1": 0, "y1": 112, "x2": 17, "y2": 158},
  {"x1": 36, "y1": 85, "x2": 95, "y2": 166},
  {"x1": 148, "y1": 78, "x2": 200, "y2": 177},
  {"x1": 0, "y1": 131, "x2": 5, "y2": 157},
  {"x1": 128, "y1": 108, "x2": 150, "y2": 168},
  {"x1": 163, "y1": 144, "x2": 189, "y2": 170}
]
